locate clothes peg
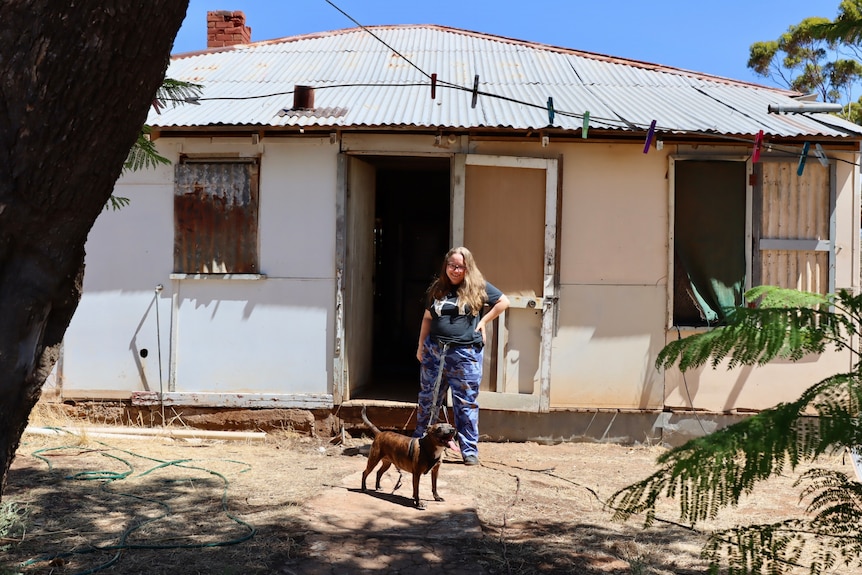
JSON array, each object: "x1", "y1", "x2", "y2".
[
  {"x1": 547, "y1": 97, "x2": 555, "y2": 126},
  {"x1": 582, "y1": 111, "x2": 590, "y2": 139},
  {"x1": 814, "y1": 143, "x2": 830, "y2": 167},
  {"x1": 430, "y1": 73, "x2": 437, "y2": 100},
  {"x1": 752, "y1": 130, "x2": 764, "y2": 163},
  {"x1": 642, "y1": 120, "x2": 656, "y2": 153},
  {"x1": 471, "y1": 75, "x2": 479, "y2": 109},
  {"x1": 797, "y1": 142, "x2": 810, "y2": 176}
]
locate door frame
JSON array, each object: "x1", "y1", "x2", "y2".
[{"x1": 453, "y1": 154, "x2": 559, "y2": 412}]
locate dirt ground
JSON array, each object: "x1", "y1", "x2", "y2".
[{"x1": 1, "y1": 412, "x2": 856, "y2": 575}]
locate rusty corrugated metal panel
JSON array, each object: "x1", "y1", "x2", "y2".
[
  {"x1": 174, "y1": 160, "x2": 259, "y2": 274},
  {"x1": 759, "y1": 162, "x2": 831, "y2": 292},
  {"x1": 149, "y1": 25, "x2": 862, "y2": 139}
]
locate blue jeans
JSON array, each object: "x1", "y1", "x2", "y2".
[{"x1": 413, "y1": 337, "x2": 482, "y2": 458}]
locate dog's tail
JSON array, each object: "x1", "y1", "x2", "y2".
[{"x1": 360, "y1": 405, "x2": 381, "y2": 436}]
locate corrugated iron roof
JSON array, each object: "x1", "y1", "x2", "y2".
[{"x1": 150, "y1": 25, "x2": 862, "y2": 139}]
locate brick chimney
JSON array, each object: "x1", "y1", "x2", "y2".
[{"x1": 207, "y1": 11, "x2": 251, "y2": 48}]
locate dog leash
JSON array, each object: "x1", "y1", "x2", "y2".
[{"x1": 428, "y1": 341, "x2": 449, "y2": 427}]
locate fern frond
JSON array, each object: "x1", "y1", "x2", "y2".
[
  {"x1": 658, "y1": 287, "x2": 853, "y2": 372},
  {"x1": 609, "y1": 372, "x2": 862, "y2": 526},
  {"x1": 124, "y1": 126, "x2": 170, "y2": 172},
  {"x1": 796, "y1": 468, "x2": 862, "y2": 521},
  {"x1": 623, "y1": 286, "x2": 862, "y2": 574},
  {"x1": 104, "y1": 196, "x2": 130, "y2": 211},
  {"x1": 703, "y1": 511, "x2": 862, "y2": 575},
  {"x1": 153, "y1": 78, "x2": 203, "y2": 108},
  {"x1": 111, "y1": 79, "x2": 204, "y2": 211}
]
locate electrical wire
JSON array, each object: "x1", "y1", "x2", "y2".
[
  {"x1": 163, "y1": 0, "x2": 862, "y2": 170},
  {"x1": 316, "y1": 0, "x2": 862, "y2": 167},
  {"x1": 164, "y1": 78, "x2": 861, "y2": 167}
]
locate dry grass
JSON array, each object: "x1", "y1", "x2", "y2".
[{"x1": 2, "y1": 404, "x2": 858, "y2": 574}]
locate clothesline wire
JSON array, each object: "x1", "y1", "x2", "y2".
[{"x1": 162, "y1": 0, "x2": 862, "y2": 168}]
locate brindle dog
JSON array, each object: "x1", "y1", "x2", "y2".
[{"x1": 361, "y1": 406, "x2": 457, "y2": 509}]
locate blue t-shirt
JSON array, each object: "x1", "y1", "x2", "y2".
[{"x1": 427, "y1": 281, "x2": 504, "y2": 347}]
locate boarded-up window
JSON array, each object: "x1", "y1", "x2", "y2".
[
  {"x1": 174, "y1": 158, "x2": 259, "y2": 274},
  {"x1": 753, "y1": 161, "x2": 833, "y2": 294}
]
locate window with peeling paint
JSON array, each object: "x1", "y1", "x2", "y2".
[{"x1": 173, "y1": 158, "x2": 259, "y2": 274}]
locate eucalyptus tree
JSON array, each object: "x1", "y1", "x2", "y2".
[{"x1": 749, "y1": 1, "x2": 862, "y2": 122}]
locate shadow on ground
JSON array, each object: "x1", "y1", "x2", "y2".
[{"x1": 3, "y1": 451, "x2": 709, "y2": 575}]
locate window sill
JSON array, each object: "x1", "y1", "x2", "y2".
[
  {"x1": 169, "y1": 273, "x2": 266, "y2": 281},
  {"x1": 668, "y1": 325, "x2": 713, "y2": 334}
]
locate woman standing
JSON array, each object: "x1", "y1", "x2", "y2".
[{"x1": 414, "y1": 246, "x2": 510, "y2": 465}]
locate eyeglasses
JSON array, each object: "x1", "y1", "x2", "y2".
[{"x1": 446, "y1": 264, "x2": 465, "y2": 272}]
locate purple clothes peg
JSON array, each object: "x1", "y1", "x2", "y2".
[{"x1": 642, "y1": 120, "x2": 656, "y2": 153}]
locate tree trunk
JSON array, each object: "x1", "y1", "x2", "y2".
[{"x1": 0, "y1": 1, "x2": 189, "y2": 500}]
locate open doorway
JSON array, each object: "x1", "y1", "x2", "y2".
[{"x1": 351, "y1": 156, "x2": 450, "y2": 401}]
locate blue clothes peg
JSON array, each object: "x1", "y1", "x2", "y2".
[{"x1": 797, "y1": 142, "x2": 810, "y2": 176}]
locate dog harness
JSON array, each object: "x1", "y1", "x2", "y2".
[{"x1": 407, "y1": 437, "x2": 443, "y2": 474}]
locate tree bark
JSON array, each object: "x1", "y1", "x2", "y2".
[{"x1": 0, "y1": 1, "x2": 189, "y2": 499}]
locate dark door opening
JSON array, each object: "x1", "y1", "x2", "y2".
[{"x1": 353, "y1": 157, "x2": 449, "y2": 401}]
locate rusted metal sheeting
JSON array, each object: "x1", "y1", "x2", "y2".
[
  {"x1": 174, "y1": 160, "x2": 259, "y2": 274},
  {"x1": 759, "y1": 161, "x2": 831, "y2": 292}
]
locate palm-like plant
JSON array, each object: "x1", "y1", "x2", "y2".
[
  {"x1": 609, "y1": 286, "x2": 862, "y2": 574},
  {"x1": 107, "y1": 79, "x2": 201, "y2": 210}
]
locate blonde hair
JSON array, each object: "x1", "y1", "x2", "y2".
[{"x1": 428, "y1": 246, "x2": 488, "y2": 316}]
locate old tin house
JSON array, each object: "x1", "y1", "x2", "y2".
[{"x1": 51, "y1": 13, "x2": 862, "y2": 442}]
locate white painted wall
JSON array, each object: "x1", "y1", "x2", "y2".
[
  {"x1": 469, "y1": 139, "x2": 858, "y2": 412},
  {"x1": 61, "y1": 133, "x2": 860, "y2": 415},
  {"x1": 62, "y1": 137, "x2": 340, "y2": 398}
]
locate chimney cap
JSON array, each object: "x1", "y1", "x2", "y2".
[{"x1": 293, "y1": 85, "x2": 315, "y2": 110}]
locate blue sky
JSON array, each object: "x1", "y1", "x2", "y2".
[{"x1": 172, "y1": 0, "x2": 845, "y2": 89}]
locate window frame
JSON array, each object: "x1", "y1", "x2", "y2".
[
  {"x1": 668, "y1": 154, "x2": 752, "y2": 329},
  {"x1": 173, "y1": 155, "x2": 261, "y2": 276},
  {"x1": 668, "y1": 153, "x2": 836, "y2": 330}
]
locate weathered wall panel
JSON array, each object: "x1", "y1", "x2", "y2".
[{"x1": 759, "y1": 161, "x2": 830, "y2": 292}]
